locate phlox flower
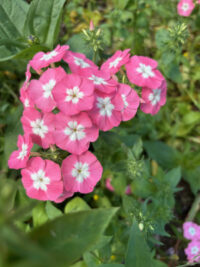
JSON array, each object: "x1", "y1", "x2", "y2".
[
  {"x1": 101, "y1": 49, "x2": 130, "y2": 75},
  {"x1": 78, "y1": 68, "x2": 118, "y2": 94},
  {"x1": 89, "y1": 91, "x2": 123, "y2": 131},
  {"x1": 54, "y1": 112, "x2": 99, "y2": 155},
  {"x1": 118, "y1": 83, "x2": 140, "y2": 121},
  {"x1": 63, "y1": 51, "x2": 98, "y2": 73},
  {"x1": 62, "y1": 151, "x2": 103, "y2": 194},
  {"x1": 21, "y1": 157, "x2": 63, "y2": 201},
  {"x1": 53, "y1": 73, "x2": 94, "y2": 115},
  {"x1": 28, "y1": 67, "x2": 66, "y2": 112},
  {"x1": 106, "y1": 178, "x2": 114, "y2": 192},
  {"x1": 30, "y1": 45, "x2": 69, "y2": 72},
  {"x1": 140, "y1": 80, "x2": 167, "y2": 115},
  {"x1": 21, "y1": 108, "x2": 55, "y2": 149},
  {"x1": 54, "y1": 190, "x2": 74, "y2": 203},
  {"x1": 183, "y1": 222, "x2": 200, "y2": 240},
  {"x1": 177, "y1": 0, "x2": 195, "y2": 16},
  {"x1": 126, "y1": 56, "x2": 164, "y2": 89},
  {"x1": 8, "y1": 135, "x2": 33, "y2": 170},
  {"x1": 20, "y1": 88, "x2": 34, "y2": 109},
  {"x1": 185, "y1": 240, "x2": 200, "y2": 262}
]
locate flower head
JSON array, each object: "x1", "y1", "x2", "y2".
[
  {"x1": 21, "y1": 108, "x2": 55, "y2": 149},
  {"x1": 140, "y1": 80, "x2": 167, "y2": 115},
  {"x1": 62, "y1": 151, "x2": 103, "y2": 194},
  {"x1": 183, "y1": 222, "x2": 200, "y2": 240},
  {"x1": 177, "y1": 0, "x2": 195, "y2": 16},
  {"x1": 185, "y1": 240, "x2": 200, "y2": 262},
  {"x1": 21, "y1": 157, "x2": 63, "y2": 201},
  {"x1": 101, "y1": 49, "x2": 130, "y2": 75},
  {"x1": 28, "y1": 67, "x2": 66, "y2": 112},
  {"x1": 53, "y1": 73, "x2": 94, "y2": 115},
  {"x1": 30, "y1": 45, "x2": 69, "y2": 72},
  {"x1": 8, "y1": 135, "x2": 33, "y2": 169},
  {"x1": 54, "y1": 112, "x2": 99, "y2": 155},
  {"x1": 126, "y1": 56, "x2": 164, "y2": 89}
]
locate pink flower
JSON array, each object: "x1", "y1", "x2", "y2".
[
  {"x1": 20, "y1": 88, "x2": 34, "y2": 109},
  {"x1": 28, "y1": 67, "x2": 66, "y2": 112},
  {"x1": 21, "y1": 157, "x2": 63, "y2": 201},
  {"x1": 126, "y1": 56, "x2": 164, "y2": 89},
  {"x1": 118, "y1": 83, "x2": 140, "y2": 121},
  {"x1": 21, "y1": 108, "x2": 55, "y2": 149},
  {"x1": 20, "y1": 63, "x2": 31, "y2": 91},
  {"x1": 89, "y1": 91, "x2": 123, "y2": 131},
  {"x1": 125, "y1": 185, "x2": 132, "y2": 195},
  {"x1": 106, "y1": 178, "x2": 114, "y2": 192},
  {"x1": 54, "y1": 112, "x2": 99, "y2": 155},
  {"x1": 183, "y1": 222, "x2": 200, "y2": 240},
  {"x1": 79, "y1": 68, "x2": 118, "y2": 94},
  {"x1": 101, "y1": 49, "x2": 130, "y2": 75},
  {"x1": 63, "y1": 51, "x2": 98, "y2": 73},
  {"x1": 30, "y1": 45, "x2": 69, "y2": 72},
  {"x1": 62, "y1": 151, "x2": 103, "y2": 194},
  {"x1": 54, "y1": 190, "x2": 74, "y2": 203},
  {"x1": 140, "y1": 80, "x2": 167, "y2": 115},
  {"x1": 53, "y1": 73, "x2": 94, "y2": 115},
  {"x1": 8, "y1": 135, "x2": 33, "y2": 170},
  {"x1": 177, "y1": 0, "x2": 195, "y2": 16},
  {"x1": 185, "y1": 240, "x2": 200, "y2": 262}
]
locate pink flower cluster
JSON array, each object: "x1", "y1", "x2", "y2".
[
  {"x1": 183, "y1": 222, "x2": 200, "y2": 262},
  {"x1": 8, "y1": 44, "x2": 167, "y2": 202},
  {"x1": 177, "y1": 0, "x2": 199, "y2": 17}
]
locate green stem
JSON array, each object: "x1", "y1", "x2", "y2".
[
  {"x1": 3, "y1": 83, "x2": 20, "y2": 104},
  {"x1": 185, "y1": 193, "x2": 200, "y2": 222}
]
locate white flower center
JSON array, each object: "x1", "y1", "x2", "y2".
[
  {"x1": 74, "y1": 56, "x2": 90, "y2": 68},
  {"x1": 71, "y1": 162, "x2": 90, "y2": 183},
  {"x1": 64, "y1": 121, "x2": 85, "y2": 141},
  {"x1": 65, "y1": 86, "x2": 84, "y2": 104},
  {"x1": 109, "y1": 57, "x2": 122, "y2": 68},
  {"x1": 31, "y1": 169, "x2": 50, "y2": 191},
  {"x1": 191, "y1": 246, "x2": 199, "y2": 255},
  {"x1": 182, "y1": 3, "x2": 189, "y2": 11},
  {"x1": 189, "y1": 227, "x2": 196, "y2": 236},
  {"x1": 148, "y1": 89, "x2": 161, "y2": 106},
  {"x1": 42, "y1": 79, "x2": 56, "y2": 98},
  {"x1": 89, "y1": 75, "x2": 108, "y2": 85},
  {"x1": 17, "y1": 143, "x2": 28, "y2": 160},
  {"x1": 40, "y1": 50, "x2": 58, "y2": 61},
  {"x1": 136, "y1": 63, "x2": 155, "y2": 79},
  {"x1": 30, "y1": 119, "x2": 48, "y2": 138},
  {"x1": 97, "y1": 97, "x2": 114, "y2": 117},
  {"x1": 121, "y1": 94, "x2": 129, "y2": 108},
  {"x1": 24, "y1": 98, "x2": 30, "y2": 107}
]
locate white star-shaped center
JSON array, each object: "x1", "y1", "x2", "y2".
[
  {"x1": 30, "y1": 119, "x2": 48, "y2": 138},
  {"x1": 31, "y1": 169, "x2": 50, "y2": 191},
  {"x1": 71, "y1": 162, "x2": 90, "y2": 183},
  {"x1": 109, "y1": 57, "x2": 122, "y2": 68},
  {"x1": 42, "y1": 79, "x2": 56, "y2": 98},
  {"x1": 89, "y1": 75, "x2": 108, "y2": 85},
  {"x1": 74, "y1": 56, "x2": 90, "y2": 68},
  {"x1": 97, "y1": 97, "x2": 114, "y2": 117},
  {"x1": 64, "y1": 121, "x2": 85, "y2": 141},
  {"x1": 65, "y1": 86, "x2": 84, "y2": 104},
  {"x1": 136, "y1": 63, "x2": 155, "y2": 79},
  {"x1": 148, "y1": 89, "x2": 161, "y2": 106}
]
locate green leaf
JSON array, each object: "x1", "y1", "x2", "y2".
[
  {"x1": 0, "y1": 0, "x2": 29, "y2": 61},
  {"x1": 32, "y1": 203, "x2": 48, "y2": 227},
  {"x1": 183, "y1": 167, "x2": 200, "y2": 195},
  {"x1": 64, "y1": 197, "x2": 91, "y2": 214},
  {"x1": 164, "y1": 167, "x2": 181, "y2": 188},
  {"x1": 45, "y1": 201, "x2": 62, "y2": 220},
  {"x1": 144, "y1": 141, "x2": 180, "y2": 169},
  {"x1": 67, "y1": 34, "x2": 93, "y2": 59},
  {"x1": 125, "y1": 220, "x2": 167, "y2": 267},
  {"x1": 99, "y1": 265, "x2": 124, "y2": 267},
  {"x1": 30, "y1": 208, "x2": 118, "y2": 266},
  {"x1": 155, "y1": 29, "x2": 170, "y2": 49},
  {"x1": 24, "y1": 0, "x2": 66, "y2": 48}
]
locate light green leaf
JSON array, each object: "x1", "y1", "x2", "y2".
[
  {"x1": 64, "y1": 197, "x2": 91, "y2": 214},
  {"x1": 45, "y1": 201, "x2": 62, "y2": 220},
  {"x1": 32, "y1": 203, "x2": 48, "y2": 227}
]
